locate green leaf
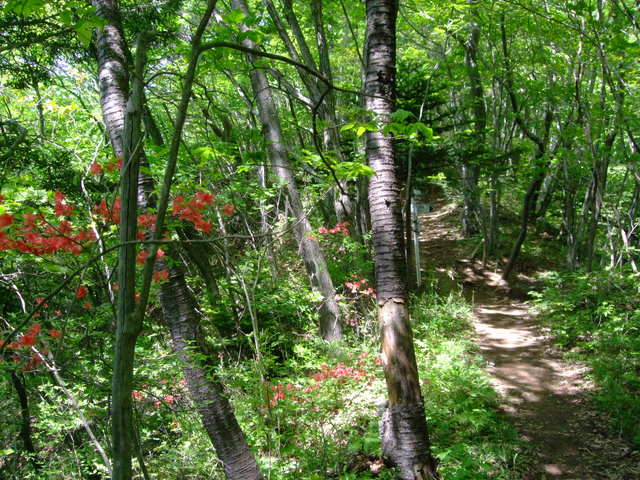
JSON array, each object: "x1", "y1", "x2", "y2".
[
  {"x1": 356, "y1": 126, "x2": 367, "y2": 137},
  {"x1": 414, "y1": 122, "x2": 433, "y2": 140},
  {"x1": 60, "y1": 10, "x2": 73, "y2": 26},
  {"x1": 224, "y1": 9, "x2": 246, "y2": 24},
  {"x1": 239, "y1": 30, "x2": 263, "y2": 44},
  {"x1": 75, "y1": 22, "x2": 94, "y2": 46},
  {"x1": 335, "y1": 161, "x2": 375, "y2": 179},
  {"x1": 6, "y1": 0, "x2": 44, "y2": 15},
  {"x1": 390, "y1": 109, "x2": 414, "y2": 122}
]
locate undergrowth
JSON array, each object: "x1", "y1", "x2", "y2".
[
  {"x1": 531, "y1": 269, "x2": 640, "y2": 446},
  {"x1": 205, "y1": 288, "x2": 521, "y2": 479},
  {"x1": 93, "y1": 270, "x2": 523, "y2": 480}
]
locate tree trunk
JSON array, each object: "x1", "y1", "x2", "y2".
[
  {"x1": 11, "y1": 372, "x2": 39, "y2": 469},
  {"x1": 93, "y1": 2, "x2": 263, "y2": 478},
  {"x1": 501, "y1": 166, "x2": 544, "y2": 280},
  {"x1": 486, "y1": 174, "x2": 499, "y2": 260},
  {"x1": 92, "y1": 0, "x2": 129, "y2": 160},
  {"x1": 460, "y1": 7, "x2": 486, "y2": 238},
  {"x1": 159, "y1": 263, "x2": 263, "y2": 480},
  {"x1": 364, "y1": 1, "x2": 438, "y2": 478},
  {"x1": 110, "y1": 29, "x2": 150, "y2": 480},
  {"x1": 461, "y1": 163, "x2": 480, "y2": 236},
  {"x1": 233, "y1": 0, "x2": 342, "y2": 341},
  {"x1": 499, "y1": 17, "x2": 553, "y2": 280}
]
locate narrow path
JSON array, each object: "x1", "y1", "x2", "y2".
[{"x1": 417, "y1": 200, "x2": 639, "y2": 479}]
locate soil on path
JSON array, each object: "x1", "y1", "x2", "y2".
[{"x1": 416, "y1": 199, "x2": 640, "y2": 479}]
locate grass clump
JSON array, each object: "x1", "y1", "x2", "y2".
[
  {"x1": 217, "y1": 288, "x2": 522, "y2": 479},
  {"x1": 531, "y1": 269, "x2": 640, "y2": 445},
  {"x1": 412, "y1": 291, "x2": 522, "y2": 479}
]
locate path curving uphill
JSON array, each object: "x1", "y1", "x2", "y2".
[{"x1": 417, "y1": 199, "x2": 639, "y2": 479}]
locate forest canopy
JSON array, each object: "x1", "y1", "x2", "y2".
[{"x1": 1, "y1": 0, "x2": 639, "y2": 479}]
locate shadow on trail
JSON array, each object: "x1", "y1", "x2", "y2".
[{"x1": 416, "y1": 201, "x2": 639, "y2": 479}]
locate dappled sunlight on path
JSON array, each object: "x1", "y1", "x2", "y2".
[
  {"x1": 417, "y1": 200, "x2": 640, "y2": 479},
  {"x1": 473, "y1": 297, "x2": 594, "y2": 478}
]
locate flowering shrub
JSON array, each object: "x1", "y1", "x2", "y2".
[
  {"x1": 222, "y1": 203, "x2": 235, "y2": 216},
  {"x1": 171, "y1": 191, "x2": 215, "y2": 233},
  {"x1": 152, "y1": 270, "x2": 169, "y2": 283},
  {"x1": 0, "y1": 193, "x2": 97, "y2": 255},
  {"x1": 131, "y1": 377, "x2": 187, "y2": 410},
  {"x1": 344, "y1": 278, "x2": 376, "y2": 299},
  {"x1": 89, "y1": 156, "x2": 121, "y2": 174},
  {"x1": 317, "y1": 221, "x2": 350, "y2": 236},
  {"x1": 263, "y1": 356, "x2": 377, "y2": 410},
  {"x1": 0, "y1": 321, "x2": 63, "y2": 372}
]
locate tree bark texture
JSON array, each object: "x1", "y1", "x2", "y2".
[
  {"x1": 364, "y1": 1, "x2": 439, "y2": 478},
  {"x1": 11, "y1": 372, "x2": 38, "y2": 468},
  {"x1": 110, "y1": 30, "x2": 148, "y2": 480},
  {"x1": 233, "y1": 0, "x2": 342, "y2": 341},
  {"x1": 93, "y1": 3, "x2": 262, "y2": 478},
  {"x1": 159, "y1": 265, "x2": 263, "y2": 480},
  {"x1": 92, "y1": 0, "x2": 129, "y2": 160}
]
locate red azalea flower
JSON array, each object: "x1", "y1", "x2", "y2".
[
  {"x1": 136, "y1": 250, "x2": 149, "y2": 265},
  {"x1": 152, "y1": 270, "x2": 169, "y2": 283},
  {"x1": 0, "y1": 213, "x2": 13, "y2": 228},
  {"x1": 90, "y1": 161, "x2": 103, "y2": 175},
  {"x1": 49, "y1": 329, "x2": 62, "y2": 339},
  {"x1": 222, "y1": 204, "x2": 235, "y2": 216}
]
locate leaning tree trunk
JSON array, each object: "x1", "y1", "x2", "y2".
[
  {"x1": 364, "y1": 1, "x2": 438, "y2": 478},
  {"x1": 310, "y1": 0, "x2": 356, "y2": 229},
  {"x1": 93, "y1": 2, "x2": 262, "y2": 478},
  {"x1": 159, "y1": 264, "x2": 263, "y2": 479},
  {"x1": 499, "y1": 16, "x2": 553, "y2": 281},
  {"x1": 232, "y1": 0, "x2": 342, "y2": 341},
  {"x1": 264, "y1": 0, "x2": 357, "y2": 236}
]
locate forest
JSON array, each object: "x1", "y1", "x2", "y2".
[{"x1": 0, "y1": 0, "x2": 639, "y2": 479}]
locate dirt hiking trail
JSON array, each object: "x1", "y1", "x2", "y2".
[{"x1": 417, "y1": 199, "x2": 640, "y2": 479}]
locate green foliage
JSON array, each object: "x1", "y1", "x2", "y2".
[
  {"x1": 531, "y1": 270, "x2": 640, "y2": 445},
  {"x1": 200, "y1": 288, "x2": 522, "y2": 479},
  {"x1": 411, "y1": 290, "x2": 522, "y2": 479}
]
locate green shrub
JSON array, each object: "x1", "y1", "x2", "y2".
[{"x1": 531, "y1": 269, "x2": 640, "y2": 445}]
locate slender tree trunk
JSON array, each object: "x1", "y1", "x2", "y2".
[
  {"x1": 110, "y1": 31, "x2": 147, "y2": 480},
  {"x1": 501, "y1": 164, "x2": 545, "y2": 280},
  {"x1": 460, "y1": 7, "x2": 486, "y2": 238},
  {"x1": 461, "y1": 163, "x2": 480, "y2": 236},
  {"x1": 11, "y1": 372, "x2": 39, "y2": 469},
  {"x1": 159, "y1": 264, "x2": 263, "y2": 480},
  {"x1": 233, "y1": 0, "x2": 342, "y2": 341},
  {"x1": 365, "y1": 1, "x2": 438, "y2": 478},
  {"x1": 499, "y1": 17, "x2": 553, "y2": 280},
  {"x1": 310, "y1": 0, "x2": 356, "y2": 229},
  {"x1": 93, "y1": 3, "x2": 263, "y2": 478},
  {"x1": 263, "y1": 0, "x2": 357, "y2": 235},
  {"x1": 486, "y1": 174, "x2": 499, "y2": 260}
]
